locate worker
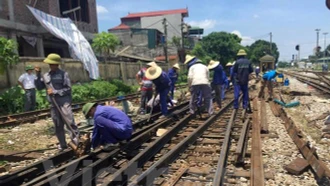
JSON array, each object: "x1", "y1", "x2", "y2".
[
  {"x1": 255, "y1": 66, "x2": 260, "y2": 78},
  {"x1": 82, "y1": 102, "x2": 133, "y2": 151},
  {"x1": 233, "y1": 49, "x2": 253, "y2": 111},
  {"x1": 135, "y1": 62, "x2": 155, "y2": 114},
  {"x1": 258, "y1": 70, "x2": 279, "y2": 100},
  {"x1": 284, "y1": 78, "x2": 290, "y2": 86},
  {"x1": 146, "y1": 94, "x2": 175, "y2": 114},
  {"x1": 222, "y1": 69, "x2": 229, "y2": 100},
  {"x1": 145, "y1": 65, "x2": 172, "y2": 117},
  {"x1": 168, "y1": 63, "x2": 180, "y2": 99},
  {"x1": 18, "y1": 65, "x2": 37, "y2": 112},
  {"x1": 35, "y1": 53, "x2": 79, "y2": 151},
  {"x1": 185, "y1": 55, "x2": 213, "y2": 116},
  {"x1": 208, "y1": 60, "x2": 223, "y2": 110}
]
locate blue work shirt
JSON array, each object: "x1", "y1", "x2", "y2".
[
  {"x1": 152, "y1": 72, "x2": 172, "y2": 93},
  {"x1": 92, "y1": 105, "x2": 133, "y2": 148},
  {"x1": 263, "y1": 70, "x2": 277, "y2": 81},
  {"x1": 223, "y1": 70, "x2": 228, "y2": 85},
  {"x1": 230, "y1": 66, "x2": 236, "y2": 85},
  {"x1": 233, "y1": 58, "x2": 253, "y2": 85},
  {"x1": 212, "y1": 64, "x2": 224, "y2": 85},
  {"x1": 168, "y1": 68, "x2": 178, "y2": 85}
]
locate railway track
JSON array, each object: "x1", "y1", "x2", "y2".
[
  {"x1": 97, "y1": 95, "x2": 250, "y2": 186},
  {"x1": 0, "y1": 100, "x2": 190, "y2": 186},
  {"x1": 0, "y1": 84, "x2": 187, "y2": 128},
  {"x1": 285, "y1": 71, "x2": 330, "y2": 94}
]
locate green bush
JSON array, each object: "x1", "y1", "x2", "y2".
[{"x1": 0, "y1": 80, "x2": 134, "y2": 116}]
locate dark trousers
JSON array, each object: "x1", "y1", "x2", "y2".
[
  {"x1": 51, "y1": 102, "x2": 79, "y2": 149},
  {"x1": 24, "y1": 89, "x2": 36, "y2": 112},
  {"x1": 140, "y1": 89, "x2": 153, "y2": 112},
  {"x1": 213, "y1": 84, "x2": 222, "y2": 108},
  {"x1": 234, "y1": 84, "x2": 249, "y2": 109}
]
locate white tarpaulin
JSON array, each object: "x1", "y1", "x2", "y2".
[{"x1": 27, "y1": 5, "x2": 99, "y2": 79}]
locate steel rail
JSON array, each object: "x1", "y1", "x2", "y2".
[
  {"x1": 128, "y1": 99, "x2": 235, "y2": 186},
  {"x1": 212, "y1": 109, "x2": 238, "y2": 186},
  {"x1": 23, "y1": 105, "x2": 190, "y2": 186},
  {"x1": 0, "y1": 101, "x2": 189, "y2": 186},
  {"x1": 0, "y1": 84, "x2": 188, "y2": 127},
  {"x1": 62, "y1": 106, "x2": 191, "y2": 186}
]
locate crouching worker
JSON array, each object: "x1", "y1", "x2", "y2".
[{"x1": 82, "y1": 102, "x2": 133, "y2": 151}]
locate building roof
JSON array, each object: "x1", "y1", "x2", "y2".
[
  {"x1": 155, "y1": 55, "x2": 178, "y2": 61},
  {"x1": 121, "y1": 8, "x2": 188, "y2": 19},
  {"x1": 108, "y1": 23, "x2": 130, "y2": 31},
  {"x1": 260, "y1": 54, "x2": 275, "y2": 63},
  {"x1": 188, "y1": 27, "x2": 204, "y2": 35}
]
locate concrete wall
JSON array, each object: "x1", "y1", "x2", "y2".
[
  {"x1": 0, "y1": 57, "x2": 187, "y2": 90},
  {"x1": 141, "y1": 14, "x2": 182, "y2": 41}
]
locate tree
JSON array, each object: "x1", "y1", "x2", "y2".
[
  {"x1": 92, "y1": 32, "x2": 120, "y2": 79},
  {"x1": 0, "y1": 37, "x2": 19, "y2": 87},
  {"x1": 92, "y1": 32, "x2": 120, "y2": 59},
  {"x1": 190, "y1": 43, "x2": 210, "y2": 65},
  {"x1": 200, "y1": 32, "x2": 242, "y2": 66},
  {"x1": 247, "y1": 40, "x2": 280, "y2": 65}
]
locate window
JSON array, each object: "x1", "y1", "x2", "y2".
[{"x1": 59, "y1": 0, "x2": 90, "y2": 23}]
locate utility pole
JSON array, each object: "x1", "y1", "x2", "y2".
[
  {"x1": 316, "y1": 29, "x2": 321, "y2": 56},
  {"x1": 162, "y1": 18, "x2": 169, "y2": 65},
  {"x1": 323, "y1": 32, "x2": 328, "y2": 64},
  {"x1": 181, "y1": 22, "x2": 184, "y2": 49},
  {"x1": 269, "y1": 32, "x2": 272, "y2": 55}
]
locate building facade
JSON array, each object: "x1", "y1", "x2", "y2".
[{"x1": 0, "y1": 0, "x2": 98, "y2": 57}]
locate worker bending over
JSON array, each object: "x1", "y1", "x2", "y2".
[
  {"x1": 168, "y1": 63, "x2": 180, "y2": 99},
  {"x1": 233, "y1": 49, "x2": 253, "y2": 111},
  {"x1": 35, "y1": 54, "x2": 79, "y2": 151},
  {"x1": 258, "y1": 70, "x2": 279, "y2": 100},
  {"x1": 145, "y1": 65, "x2": 172, "y2": 117},
  {"x1": 208, "y1": 60, "x2": 224, "y2": 110},
  {"x1": 82, "y1": 102, "x2": 133, "y2": 151},
  {"x1": 185, "y1": 55, "x2": 213, "y2": 116},
  {"x1": 136, "y1": 62, "x2": 155, "y2": 114}
]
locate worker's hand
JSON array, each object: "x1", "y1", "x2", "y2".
[
  {"x1": 34, "y1": 67, "x2": 41, "y2": 72},
  {"x1": 47, "y1": 88, "x2": 54, "y2": 95},
  {"x1": 139, "y1": 82, "x2": 143, "y2": 86}
]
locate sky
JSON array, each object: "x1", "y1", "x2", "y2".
[{"x1": 96, "y1": 0, "x2": 330, "y2": 61}]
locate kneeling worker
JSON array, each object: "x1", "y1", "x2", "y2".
[{"x1": 82, "y1": 102, "x2": 133, "y2": 151}]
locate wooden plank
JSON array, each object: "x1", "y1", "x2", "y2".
[
  {"x1": 284, "y1": 157, "x2": 309, "y2": 175},
  {"x1": 260, "y1": 99, "x2": 269, "y2": 133},
  {"x1": 251, "y1": 98, "x2": 265, "y2": 186},
  {"x1": 161, "y1": 165, "x2": 188, "y2": 186}
]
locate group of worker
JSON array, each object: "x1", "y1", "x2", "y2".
[{"x1": 17, "y1": 49, "x2": 280, "y2": 152}]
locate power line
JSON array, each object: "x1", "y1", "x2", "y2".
[{"x1": 167, "y1": 21, "x2": 181, "y2": 36}]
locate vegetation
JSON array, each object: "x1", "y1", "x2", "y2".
[
  {"x1": 0, "y1": 80, "x2": 136, "y2": 116},
  {"x1": 92, "y1": 32, "x2": 120, "y2": 57},
  {"x1": 247, "y1": 40, "x2": 280, "y2": 65},
  {"x1": 0, "y1": 37, "x2": 19, "y2": 86},
  {"x1": 188, "y1": 32, "x2": 280, "y2": 66}
]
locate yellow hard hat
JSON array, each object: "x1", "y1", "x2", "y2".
[
  {"x1": 237, "y1": 49, "x2": 247, "y2": 56},
  {"x1": 43, "y1": 53, "x2": 61, "y2": 65}
]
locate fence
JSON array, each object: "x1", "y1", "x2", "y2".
[{"x1": 0, "y1": 57, "x2": 187, "y2": 89}]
